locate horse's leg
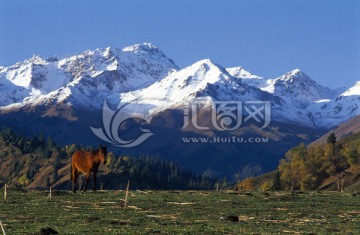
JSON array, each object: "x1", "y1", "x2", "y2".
[
  {"x1": 72, "y1": 167, "x2": 78, "y2": 193},
  {"x1": 84, "y1": 171, "x2": 90, "y2": 192},
  {"x1": 75, "y1": 171, "x2": 80, "y2": 193},
  {"x1": 93, "y1": 170, "x2": 97, "y2": 192}
]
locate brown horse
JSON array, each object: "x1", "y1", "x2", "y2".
[{"x1": 71, "y1": 145, "x2": 107, "y2": 193}]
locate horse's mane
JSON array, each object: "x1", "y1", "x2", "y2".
[{"x1": 91, "y1": 149, "x2": 99, "y2": 155}]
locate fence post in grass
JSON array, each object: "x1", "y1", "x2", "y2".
[
  {"x1": 3, "y1": 184, "x2": 6, "y2": 202},
  {"x1": 0, "y1": 221, "x2": 6, "y2": 235},
  {"x1": 124, "y1": 180, "x2": 130, "y2": 207},
  {"x1": 47, "y1": 187, "x2": 52, "y2": 200}
]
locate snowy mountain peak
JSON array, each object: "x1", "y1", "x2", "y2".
[
  {"x1": 195, "y1": 58, "x2": 214, "y2": 65},
  {"x1": 179, "y1": 59, "x2": 235, "y2": 86},
  {"x1": 102, "y1": 47, "x2": 117, "y2": 58},
  {"x1": 0, "y1": 43, "x2": 179, "y2": 108},
  {"x1": 260, "y1": 69, "x2": 337, "y2": 109},
  {"x1": 118, "y1": 58, "x2": 249, "y2": 114},
  {"x1": 226, "y1": 66, "x2": 262, "y2": 79},
  {"x1": 288, "y1": 68, "x2": 301, "y2": 75},
  {"x1": 191, "y1": 59, "x2": 222, "y2": 71},
  {"x1": 279, "y1": 68, "x2": 311, "y2": 83},
  {"x1": 341, "y1": 81, "x2": 360, "y2": 97},
  {"x1": 24, "y1": 54, "x2": 47, "y2": 65},
  {"x1": 122, "y1": 42, "x2": 160, "y2": 54}
]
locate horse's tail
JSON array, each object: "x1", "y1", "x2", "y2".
[{"x1": 70, "y1": 157, "x2": 73, "y2": 181}]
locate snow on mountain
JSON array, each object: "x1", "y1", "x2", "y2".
[
  {"x1": 260, "y1": 69, "x2": 337, "y2": 108},
  {"x1": 58, "y1": 43, "x2": 177, "y2": 90},
  {"x1": 223, "y1": 67, "x2": 347, "y2": 127},
  {"x1": 1, "y1": 55, "x2": 70, "y2": 91},
  {"x1": 0, "y1": 75, "x2": 29, "y2": 106},
  {"x1": 118, "y1": 59, "x2": 271, "y2": 115},
  {"x1": 0, "y1": 55, "x2": 71, "y2": 106},
  {"x1": 226, "y1": 66, "x2": 265, "y2": 88},
  {"x1": 0, "y1": 43, "x2": 178, "y2": 109},
  {"x1": 0, "y1": 43, "x2": 358, "y2": 129},
  {"x1": 306, "y1": 81, "x2": 360, "y2": 127},
  {"x1": 226, "y1": 67, "x2": 338, "y2": 107},
  {"x1": 226, "y1": 66, "x2": 262, "y2": 79},
  {"x1": 341, "y1": 81, "x2": 360, "y2": 97}
]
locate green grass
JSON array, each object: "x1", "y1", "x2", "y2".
[{"x1": 1, "y1": 189, "x2": 360, "y2": 234}]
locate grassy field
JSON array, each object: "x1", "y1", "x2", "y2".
[{"x1": 1, "y1": 189, "x2": 360, "y2": 234}]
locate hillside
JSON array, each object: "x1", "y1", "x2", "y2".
[
  {"x1": 0, "y1": 127, "x2": 216, "y2": 190},
  {"x1": 317, "y1": 132, "x2": 360, "y2": 191},
  {"x1": 251, "y1": 131, "x2": 360, "y2": 192},
  {"x1": 311, "y1": 115, "x2": 360, "y2": 145}
]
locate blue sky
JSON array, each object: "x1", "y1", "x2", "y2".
[{"x1": 0, "y1": 0, "x2": 359, "y2": 88}]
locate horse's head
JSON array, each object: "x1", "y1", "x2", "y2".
[{"x1": 99, "y1": 145, "x2": 108, "y2": 164}]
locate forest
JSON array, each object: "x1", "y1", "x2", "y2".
[
  {"x1": 278, "y1": 133, "x2": 360, "y2": 191},
  {"x1": 0, "y1": 127, "x2": 217, "y2": 190}
]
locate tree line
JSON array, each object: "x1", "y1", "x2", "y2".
[
  {"x1": 102, "y1": 154, "x2": 217, "y2": 190},
  {"x1": 278, "y1": 133, "x2": 360, "y2": 191}
]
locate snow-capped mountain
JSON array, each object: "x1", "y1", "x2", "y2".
[
  {"x1": 226, "y1": 66, "x2": 263, "y2": 80},
  {"x1": 118, "y1": 65, "x2": 355, "y2": 128},
  {"x1": 226, "y1": 66, "x2": 265, "y2": 89},
  {"x1": 228, "y1": 67, "x2": 339, "y2": 104},
  {"x1": 260, "y1": 69, "x2": 337, "y2": 108},
  {"x1": 341, "y1": 81, "x2": 360, "y2": 97},
  {"x1": 0, "y1": 43, "x2": 358, "y2": 129},
  {"x1": 0, "y1": 43, "x2": 177, "y2": 109},
  {"x1": 306, "y1": 81, "x2": 360, "y2": 127},
  {"x1": 118, "y1": 59, "x2": 273, "y2": 115}
]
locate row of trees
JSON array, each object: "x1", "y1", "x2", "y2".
[
  {"x1": 104, "y1": 154, "x2": 217, "y2": 190},
  {"x1": 278, "y1": 133, "x2": 360, "y2": 191},
  {"x1": 1, "y1": 127, "x2": 61, "y2": 157}
]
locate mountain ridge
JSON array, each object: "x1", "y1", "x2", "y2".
[{"x1": 0, "y1": 42, "x2": 359, "y2": 129}]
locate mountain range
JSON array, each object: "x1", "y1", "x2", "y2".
[
  {"x1": 1, "y1": 43, "x2": 358, "y2": 128},
  {"x1": 0, "y1": 43, "x2": 359, "y2": 176}
]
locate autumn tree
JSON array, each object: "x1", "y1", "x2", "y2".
[
  {"x1": 261, "y1": 181, "x2": 271, "y2": 191},
  {"x1": 342, "y1": 145, "x2": 358, "y2": 170},
  {"x1": 237, "y1": 177, "x2": 255, "y2": 191},
  {"x1": 279, "y1": 143, "x2": 306, "y2": 191}
]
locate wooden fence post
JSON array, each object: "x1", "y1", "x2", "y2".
[
  {"x1": 0, "y1": 221, "x2": 6, "y2": 235},
  {"x1": 124, "y1": 180, "x2": 130, "y2": 207},
  {"x1": 47, "y1": 187, "x2": 52, "y2": 200},
  {"x1": 3, "y1": 184, "x2": 6, "y2": 202}
]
